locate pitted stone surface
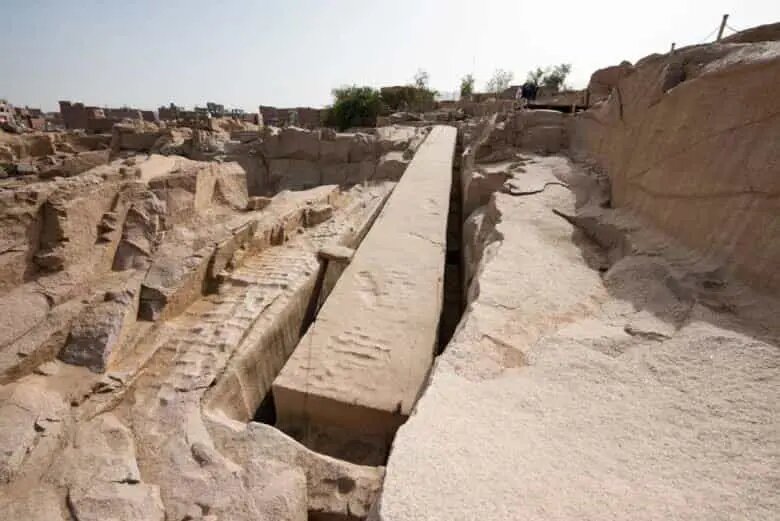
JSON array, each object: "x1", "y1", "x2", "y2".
[{"x1": 273, "y1": 126, "x2": 456, "y2": 439}]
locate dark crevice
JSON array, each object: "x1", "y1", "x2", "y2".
[
  {"x1": 253, "y1": 390, "x2": 277, "y2": 424},
  {"x1": 436, "y1": 136, "x2": 465, "y2": 354}
]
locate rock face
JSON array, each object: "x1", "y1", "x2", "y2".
[
  {"x1": 474, "y1": 109, "x2": 567, "y2": 160},
  {"x1": 569, "y1": 39, "x2": 780, "y2": 292},
  {"x1": 586, "y1": 61, "x2": 633, "y2": 104},
  {"x1": 0, "y1": 116, "x2": 417, "y2": 520},
  {"x1": 250, "y1": 125, "x2": 429, "y2": 194}
]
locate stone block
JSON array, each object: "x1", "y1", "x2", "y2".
[
  {"x1": 59, "y1": 275, "x2": 142, "y2": 373},
  {"x1": 273, "y1": 126, "x2": 456, "y2": 442}
]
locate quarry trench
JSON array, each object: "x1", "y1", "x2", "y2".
[{"x1": 3, "y1": 29, "x2": 780, "y2": 519}]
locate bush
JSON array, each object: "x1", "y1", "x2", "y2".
[
  {"x1": 526, "y1": 64, "x2": 572, "y2": 92},
  {"x1": 325, "y1": 86, "x2": 382, "y2": 131},
  {"x1": 379, "y1": 85, "x2": 436, "y2": 113},
  {"x1": 460, "y1": 74, "x2": 475, "y2": 98},
  {"x1": 485, "y1": 69, "x2": 514, "y2": 94},
  {"x1": 542, "y1": 64, "x2": 572, "y2": 91}
]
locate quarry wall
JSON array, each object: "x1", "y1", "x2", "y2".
[{"x1": 569, "y1": 40, "x2": 780, "y2": 293}]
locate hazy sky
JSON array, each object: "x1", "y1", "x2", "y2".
[{"x1": 1, "y1": 0, "x2": 777, "y2": 112}]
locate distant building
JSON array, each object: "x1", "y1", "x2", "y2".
[
  {"x1": 206, "y1": 102, "x2": 225, "y2": 117},
  {"x1": 13, "y1": 106, "x2": 46, "y2": 130},
  {"x1": 59, "y1": 100, "x2": 155, "y2": 132},
  {"x1": 158, "y1": 102, "x2": 258, "y2": 126},
  {"x1": 0, "y1": 99, "x2": 15, "y2": 126},
  {"x1": 259, "y1": 105, "x2": 323, "y2": 128}
]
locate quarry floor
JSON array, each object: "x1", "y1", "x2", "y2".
[
  {"x1": 375, "y1": 154, "x2": 779, "y2": 521},
  {"x1": 1, "y1": 140, "x2": 778, "y2": 521}
]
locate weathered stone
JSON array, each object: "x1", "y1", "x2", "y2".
[
  {"x1": 58, "y1": 150, "x2": 110, "y2": 177},
  {"x1": 0, "y1": 380, "x2": 67, "y2": 483},
  {"x1": 348, "y1": 133, "x2": 377, "y2": 162},
  {"x1": 213, "y1": 161, "x2": 250, "y2": 210},
  {"x1": 246, "y1": 195, "x2": 272, "y2": 211},
  {"x1": 518, "y1": 125, "x2": 564, "y2": 153},
  {"x1": 0, "y1": 485, "x2": 68, "y2": 521},
  {"x1": 68, "y1": 483, "x2": 165, "y2": 521},
  {"x1": 374, "y1": 151, "x2": 408, "y2": 180},
  {"x1": 268, "y1": 158, "x2": 321, "y2": 191},
  {"x1": 135, "y1": 154, "x2": 178, "y2": 182},
  {"x1": 262, "y1": 126, "x2": 320, "y2": 161},
  {"x1": 303, "y1": 204, "x2": 333, "y2": 227},
  {"x1": 208, "y1": 220, "x2": 257, "y2": 279},
  {"x1": 59, "y1": 274, "x2": 142, "y2": 373},
  {"x1": 0, "y1": 298, "x2": 83, "y2": 384},
  {"x1": 318, "y1": 244, "x2": 355, "y2": 263},
  {"x1": 273, "y1": 126, "x2": 455, "y2": 447},
  {"x1": 0, "y1": 287, "x2": 50, "y2": 350},
  {"x1": 511, "y1": 108, "x2": 564, "y2": 130},
  {"x1": 319, "y1": 133, "x2": 352, "y2": 163},
  {"x1": 212, "y1": 420, "x2": 384, "y2": 520},
  {"x1": 587, "y1": 61, "x2": 634, "y2": 104},
  {"x1": 60, "y1": 413, "x2": 141, "y2": 487},
  {"x1": 112, "y1": 190, "x2": 166, "y2": 271},
  {"x1": 139, "y1": 243, "x2": 214, "y2": 321},
  {"x1": 569, "y1": 41, "x2": 780, "y2": 292},
  {"x1": 111, "y1": 123, "x2": 163, "y2": 153}
]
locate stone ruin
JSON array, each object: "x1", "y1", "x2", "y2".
[{"x1": 0, "y1": 22, "x2": 779, "y2": 521}]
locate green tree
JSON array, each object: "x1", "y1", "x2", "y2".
[
  {"x1": 542, "y1": 64, "x2": 572, "y2": 92},
  {"x1": 414, "y1": 69, "x2": 430, "y2": 90},
  {"x1": 526, "y1": 67, "x2": 546, "y2": 86},
  {"x1": 459, "y1": 74, "x2": 475, "y2": 98},
  {"x1": 485, "y1": 69, "x2": 514, "y2": 94},
  {"x1": 325, "y1": 86, "x2": 382, "y2": 131},
  {"x1": 526, "y1": 64, "x2": 572, "y2": 92}
]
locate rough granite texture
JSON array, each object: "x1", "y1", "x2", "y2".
[
  {"x1": 273, "y1": 126, "x2": 456, "y2": 442},
  {"x1": 373, "y1": 155, "x2": 780, "y2": 521}
]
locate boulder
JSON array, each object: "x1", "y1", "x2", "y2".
[
  {"x1": 139, "y1": 243, "x2": 214, "y2": 321},
  {"x1": 112, "y1": 190, "x2": 166, "y2": 271},
  {"x1": 213, "y1": 161, "x2": 249, "y2": 210},
  {"x1": 57, "y1": 150, "x2": 110, "y2": 177},
  {"x1": 375, "y1": 151, "x2": 408, "y2": 180},
  {"x1": 587, "y1": 61, "x2": 634, "y2": 104},
  {"x1": 59, "y1": 275, "x2": 142, "y2": 373},
  {"x1": 304, "y1": 204, "x2": 333, "y2": 227},
  {"x1": 318, "y1": 244, "x2": 355, "y2": 263},
  {"x1": 151, "y1": 127, "x2": 193, "y2": 156},
  {"x1": 213, "y1": 420, "x2": 384, "y2": 520}
]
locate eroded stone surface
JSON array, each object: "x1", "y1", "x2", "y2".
[
  {"x1": 374, "y1": 154, "x2": 780, "y2": 521},
  {"x1": 273, "y1": 126, "x2": 456, "y2": 452}
]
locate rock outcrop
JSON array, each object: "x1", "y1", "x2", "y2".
[
  {"x1": 0, "y1": 112, "x2": 422, "y2": 520},
  {"x1": 374, "y1": 151, "x2": 780, "y2": 521},
  {"x1": 569, "y1": 39, "x2": 780, "y2": 292}
]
